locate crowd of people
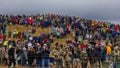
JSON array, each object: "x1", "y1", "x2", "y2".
[{"x1": 0, "y1": 14, "x2": 120, "y2": 68}]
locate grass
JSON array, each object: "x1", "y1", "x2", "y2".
[
  {"x1": 7, "y1": 25, "x2": 120, "y2": 68},
  {"x1": 6, "y1": 24, "x2": 74, "y2": 48}
]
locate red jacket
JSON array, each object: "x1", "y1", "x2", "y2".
[
  {"x1": 81, "y1": 44, "x2": 85, "y2": 49},
  {"x1": 27, "y1": 17, "x2": 34, "y2": 24},
  {"x1": 106, "y1": 27, "x2": 110, "y2": 32}
]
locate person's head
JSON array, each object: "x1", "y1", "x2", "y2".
[
  {"x1": 60, "y1": 44, "x2": 63, "y2": 49},
  {"x1": 91, "y1": 47, "x2": 94, "y2": 50},
  {"x1": 56, "y1": 45, "x2": 60, "y2": 49},
  {"x1": 106, "y1": 42, "x2": 108, "y2": 45},
  {"x1": 30, "y1": 47, "x2": 34, "y2": 51},
  {"x1": 82, "y1": 48, "x2": 87, "y2": 52},
  {"x1": 12, "y1": 45, "x2": 17, "y2": 49},
  {"x1": 23, "y1": 47, "x2": 26, "y2": 51},
  {"x1": 43, "y1": 44, "x2": 47, "y2": 49},
  {"x1": 37, "y1": 44, "x2": 41, "y2": 49},
  {"x1": 65, "y1": 46, "x2": 70, "y2": 51},
  {"x1": 55, "y1": 42, "x2": 59, "y2": 46},
  {"x1": 114, "y1": 46, "x2": 119, "y2": 50}
]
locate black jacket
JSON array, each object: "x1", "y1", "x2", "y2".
[
  {"x1": 27, "y1": 51, "x2": 35, "y2": 59},
  {"x1": 8, "y1": 47, "x2": 15, "y2": 58},
  {"x1": 41, "y1": 49, "x2": 50, "y2": 59},
  {"x1": 35, "y1": 48, "x2": 42, "y2": 59}
]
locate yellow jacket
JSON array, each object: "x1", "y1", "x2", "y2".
[
  {"x1": 3, "y1": 41, "x2": 8, "y2": 46},
  {"x1": 106, "y1": 45, "x2": 111, "y2": 54}
]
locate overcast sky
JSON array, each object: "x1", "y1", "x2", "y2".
[{"x1": 0, "y1": 0, "x2": 120, "y2": 24}]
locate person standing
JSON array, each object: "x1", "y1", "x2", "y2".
[
  {"x1": 113, "y1": 46, "x2": 119, "y2": 62},
  {"x1": 105, "y1": 42, "x2": 112, "y2": 62},
  {"x1": 100, "y1": 46, "x2": 106, "y2": 62},
  {"x1": 2, "y1": 46, "x2": 8, "y2": 66},
  {"x1": 27, "y1": 47, "x2": 35, "y2": 66},
  {"x1": 63, "y1": 46, "x2": 72, "y2": 68},
  {"x1": 0, "y1": 46, "x2": 2, "y2": 64},
  {"x1": 21, "y1": 47, "x2": 28, "y2": 66},
  {"x1": 80, "y1": 48, "x2": 88, "y2": 68},
  {"x1": 53, "y1": 44, "x2": 63, "y2": 68},
  {"x1": 8, "y1": 45, "x2": 16, "y2": 67},
  {"x1": 35, "y1": 44, "x2": 42, "y2": 67},
  {"x1": 41, "y1": 44, "x2": 50, "y2": 68},
  {"x1": 89, "y1": 47, "x2": 98, "y2": 68}
]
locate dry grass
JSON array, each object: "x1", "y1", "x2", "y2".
[{"x1": 6, "y1": 25, "x2": 74, "y2": 48}]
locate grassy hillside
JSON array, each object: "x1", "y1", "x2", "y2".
[{"x1": 6, "y1": 25, "x2": 74, "y2": 48}]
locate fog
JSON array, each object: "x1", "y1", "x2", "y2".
[{"x1": 0, "y1": 0, "x2": 120, "y2": 24}]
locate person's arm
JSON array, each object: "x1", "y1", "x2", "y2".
[
  {"x1": 8, "y1": 49, "x2": 11, "y2": 56},
  {"x1": 27, "y1": 51, "x2": 30, "y2": 57},
  {"x1": 69, "y1": 51, "x2": 72, "y2": 56},
  {"x1": 46, "y1": 49, "x2": 50, "y2": 54},
  {"x1": 36, "y1": 49, "x2": 40, "y2": 54},
  {"x1": 45, "y1": 47, "x2": 50, "y2": 54},
  {"x1": 33, "y1": 51, "x2": 36, "y2": 59},
  {"x1": 41, "y1": 48, "x2": 45, "y2": 54}
]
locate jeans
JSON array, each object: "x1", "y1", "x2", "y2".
[
  {"x1": 28, "y1": 58, "x2": 34, "y2": 66},
  {"x1": 55, "y1": 59, "x2": 62, "y2": 68},
  {"x1": 81, "y1": 62, "x2": 87, "y2": 68},
  {"x1": 21, "y1": 57, "x2": 26, "y2": 65},
  {"x1": 42, "y1": 58, "x2": 50, "y2": 68},
  {"x1": 71, "y1": 55, "x2": 74, "y2": 68},
  {"x1": 107, "y1": 54, "x2": 111, "y2": 62},
  {"x1": 101, "y1": 54, "x2": 106, "y2": 62},
  {"x1": 36, "y1": 59, "x2": 42, "y2": 67}
]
